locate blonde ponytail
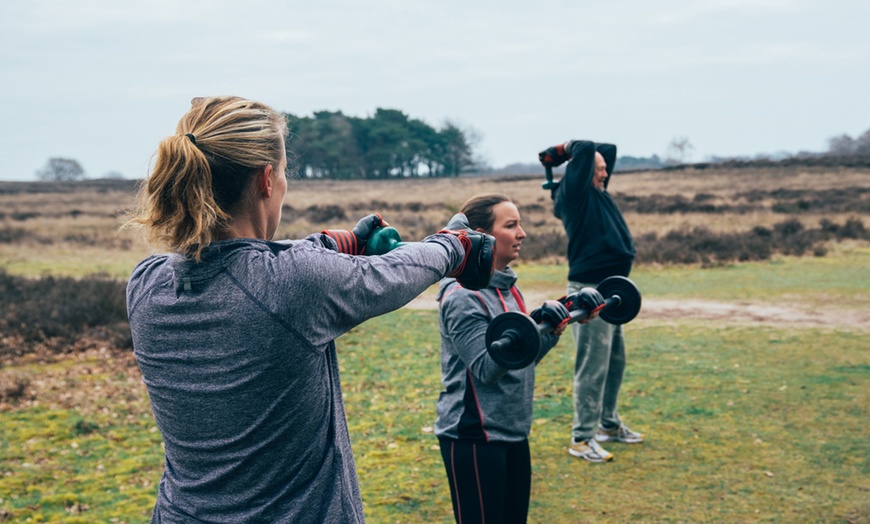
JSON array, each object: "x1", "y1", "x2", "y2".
[{"x1": 127, "y1": 96, "x2": 288, "y2": 260}]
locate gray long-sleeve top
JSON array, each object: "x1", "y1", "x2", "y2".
[
  {"x1": 433, "y1": 268, "x2": 561, "y2": 443},
  {"x1": 127, "y1": 233, "x2": 462, "y2": 523}
]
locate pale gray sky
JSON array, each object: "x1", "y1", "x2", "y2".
[{"x1": 1, "y1": 0, "x2": 868, "y2": 180}]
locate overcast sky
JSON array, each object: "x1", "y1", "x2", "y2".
[{"x1": 1, "y1": 0, "x2": 868, "y2": 181}]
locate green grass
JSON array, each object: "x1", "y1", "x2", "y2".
[
  {"x1": 1, "y1": 249, "x2": 868, "y2": 522},
  {"x1": 344, "y1": 314, "x2": 868, "y2": 523},
  {"x1": 0, "y1": 409, "x2": 162, "y2": 522}
]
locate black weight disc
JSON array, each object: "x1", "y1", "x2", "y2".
[
  {"x1": 597, "y1": 276, "x2": 642, "y2": 325},
  {"x1": 485, "y1": 311, "x2": 541, "y2": 369}
]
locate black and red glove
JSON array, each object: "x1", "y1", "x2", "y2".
[
  {"x1": 323, "y1": 213, "x2": 388, "y2": 255},
  {"x1": 559, "y1": 287, "x2": 605, "y2": 315},
  {"x1": 530, "y1": 300, "x2": 571, "y2": 331},
  {"x1": 439, "y1": 213, "x2": 495, "y2": 291},
  {"x1": 538, "y1": 142, "x2": 573, "y2": 168}
]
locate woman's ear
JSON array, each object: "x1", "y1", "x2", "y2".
[
  {"x1": 258, "y1": 165, "x2": 274, "y2": 198},
  {"x1": 475, "y1": 227, "x2": 485, "y2": 233}
]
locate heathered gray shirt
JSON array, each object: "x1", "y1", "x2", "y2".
[
  {"x1": 127, "y1": 233, "x2": 462, "y2": 523},
  {"x1": 434, "y1": 268, "x2": 560, "y2": 443}
]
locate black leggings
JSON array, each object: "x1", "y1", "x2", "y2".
[{"x1": 438, "y1": 437, "x2": 531, "y2": 524}]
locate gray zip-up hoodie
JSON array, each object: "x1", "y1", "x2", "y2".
[
  {"x1": 127, "y1": 233, "x2": 462, "y2": 524},
  {"x1": 434, "y1": 268, "x2": 560, "y2": 443}
]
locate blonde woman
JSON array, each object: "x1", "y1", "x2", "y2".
[{"x1": 127, "y1": 96, "x2": 491, "y2": 523}]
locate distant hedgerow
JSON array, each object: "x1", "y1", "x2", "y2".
[
  {"x1": 516, "y1": 216, "x2": 868, "y2": 265},
  {"x1": 0, "y1": 270, "x2": 131, "y2": 355},
  {"x1": 635, "y1": 216, "x2": 869, "y2": 265}
]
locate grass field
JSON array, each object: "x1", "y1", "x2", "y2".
[{"x1": 1, "y1": 249, "x2": 868, "y2": 522}]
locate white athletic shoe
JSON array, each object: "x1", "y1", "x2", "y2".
[
  {"x1": 568, "y1": 438, "x2": 614, "y2": 462},
  {"x1": 595, "y1": 423, "x2": 645, "y2": 444}
]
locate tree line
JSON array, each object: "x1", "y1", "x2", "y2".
[
  {"x1": 32, "y1": 108, "x2": 477, "y2": 182},
  {"x1": 827, "y1": 128, "x2": 870, "y2": 156},
  {"x1": 33, "y1": 120, "x2": 870, "y2": 182},
  {"x1": 285, "y1": 108, "x2": 476, "y2": 179}
]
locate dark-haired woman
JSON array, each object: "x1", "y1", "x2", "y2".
[{"x1": 434, "y1": 193, "x2": 589, "y2": 524}]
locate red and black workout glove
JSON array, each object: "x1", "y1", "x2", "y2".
[
  {"x1": 323, "y1": 213, "x2": 388, "y2": 255},
  {"x1": 439, "y1": 213, "x2": 495, "y2": 291},
  {"x1": 530, "y1": 300, "x2": 571, "y2": 330},
  {"x1": 538, "y1": 142, "x2": 573, "y2": 168},
  {"x1": 559, "y1": 287, "x2": 606, "y2": 315}
]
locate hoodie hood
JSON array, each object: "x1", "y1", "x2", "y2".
[{"x1": 170, "y1": 239, "x2": 290, "y2": 292}]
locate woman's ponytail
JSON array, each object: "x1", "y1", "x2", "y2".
[{"x1": 127, "y1": 96, "x2": 287, "y2": 260}]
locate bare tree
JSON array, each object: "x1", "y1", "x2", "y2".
[
  {"x1": 36, "y1": 157, "x2": 86, "y2": 181},
  {"x1": 827, "y1": 134, "x2": 855, "y2": 156},
  {"x1": 665, "y1": 136, "x2": 694, "y2": 165},
  {"x1": 854, "y1": 129, "x2": 870, "y2": 155}
]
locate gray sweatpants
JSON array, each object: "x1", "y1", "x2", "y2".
[{"x1": 568, "y1": 281, "x2": 626, "y2": 441}]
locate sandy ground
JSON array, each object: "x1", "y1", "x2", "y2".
[{"x1": 404, "y1": 290, "x2": 870, "y2": 331}]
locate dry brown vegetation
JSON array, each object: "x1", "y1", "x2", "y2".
[
  {"x1": 1, "y1": 165, "x2": 869, "y2": 275},
  {"x1": 0, "y1": 163, "x2": 867, "y2": 357},
  {"x1": 1, "y1": 165, "x2": 868, "y2": 522}
]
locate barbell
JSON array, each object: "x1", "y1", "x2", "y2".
[{"x1": 484, "y1": 276, "x2": 642, "y2": 370}]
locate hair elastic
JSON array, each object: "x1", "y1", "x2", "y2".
[{"x1": 185, "y1": 133, "x2": 197, "y2": 145}]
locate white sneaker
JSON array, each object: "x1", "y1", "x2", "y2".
[
  {"x1": 595, "y1": 423, "x2": 644, "y2": 444},
  {"x1": 568, "y1": 438, "x2": 613, "y2": 462}
]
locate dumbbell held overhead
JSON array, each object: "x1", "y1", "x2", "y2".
[{"x1": 485, "y1": 276, "x2": 642, "y2": 370}]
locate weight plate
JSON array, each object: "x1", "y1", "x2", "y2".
[
  {"x1": 485, "y1": 311, "x2": 541, "y2": 369},
  {"x1": 597, "y1": 276, "x2": 642, "y2": 325}
]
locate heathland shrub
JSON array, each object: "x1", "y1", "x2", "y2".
[
  {"x1": 0, "y1": 226, "x2": 27, "y2": 243},
  {"x1": 634, "y1": 217, "x2": 867, "y2": 265},
  {"x1": 743, "y1": 187, "x2": 870, "y2": 214},
  {"x1": 609, "y1": 187, "x2": 869, "y2": 215},
  {"x1": 518, "y1": 228, "x2": 567, "y2": 261},
  {"x1": 636, "y1": 227, "x2": 773, "y2": 265},
  {"x1": 512, "y1": 217, "x2": 867, "y2": 264},
  {"x1": 305, "y1": 204, "x2": 347, "y2": 223},
  {"x1": 0, "y1": 370, "x2": 30, "y2": 402},
  {"x1": 614, "y1": 194, "x2": 758, "y2": 214},
  {"x1": 0, "y1": 270, "x2": 131, "y2": 354},
  {"x1": 840, "y1": 217, "x2": 868, "y2": 239}
]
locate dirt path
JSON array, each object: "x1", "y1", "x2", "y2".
[
  {"x1": 405, "y1": 291, "x2": 870, "y2": 331},
  {"x1": 632, "y1": 298, "x2": 869, "y2": 329}
]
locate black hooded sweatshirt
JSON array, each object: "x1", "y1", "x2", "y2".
[{"x1": 551, "y1": 140, "x2": 635, "y2": 284}]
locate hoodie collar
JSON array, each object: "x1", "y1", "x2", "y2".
[
  {"x1": 437, "y1": 266, "x2": 519, "y2": 299},
  {"x1": 489, "y1": 266, "x2": 518, "y2": 289}
]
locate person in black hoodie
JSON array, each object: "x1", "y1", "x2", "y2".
[{"x1": 539, "y1": 140, "x2": 644, "y2": 463}]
